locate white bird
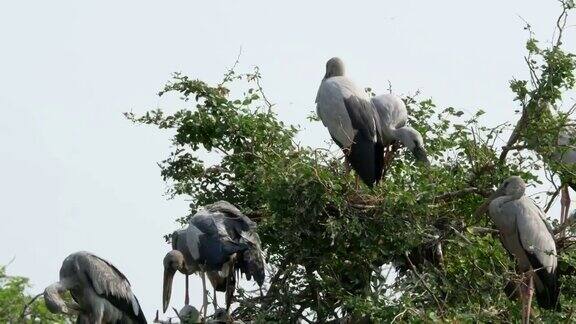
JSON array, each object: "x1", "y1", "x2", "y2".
[
  {"x1": 371, "y1": 94, "x2": 429, "y2": 165},
  {"x1": 163, "y1": 201, "x2": 265, "y2": 319},
  {"x1": 316, "y1": 57, "x2": 384, "y2": 187},
  {"x1": 482, "y1": 176, "x2": 559, "y2": 322},
  {"x1": 44, "y1": 251, "x2": 147, "y2": 323}
]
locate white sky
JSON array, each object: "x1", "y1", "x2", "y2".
[{"x1": 0, "y1": 0, "x2": 574, "y2": 320}]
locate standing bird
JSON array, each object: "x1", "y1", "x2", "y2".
[
  {"x1": 163, "y1": 201, "x2": 265, "y2": 319},
  {"x1": 371, "y1": 94, "x2": 429, "y2": 169},
  {"x1": 550, "y1": 125, "x2": 576, "y2": 229},
  {"x1": 162, "y1": 228, "x2": 199, "y2": 312},
  {"x1": 316, "y1": 57, "x2": 384, "y2": 187},
  {"x1": 478, "y1": 176, "x2": 559, "y2": 323},
  {"x1": 44, "y1": 251, "x2": 147, "y2": 323}
]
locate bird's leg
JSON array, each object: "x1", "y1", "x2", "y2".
[
  {"x1": 201, "y1": 272, "x2": 208, "y2": 322},
  {"x1": 185, "y1": 274, "x2": 190, "y2": 305},
  {"x1": 520, "y1": 272, "x2": 534, "y2": 324},
  {"x1": 382, "y1": 143, "x2": 399, "y2": 178},
  {"x1": 212, "y1": 286, "x2": 218, "y2": 311},
  {"x1": 561, "y1": 184, "x2": 571, "y2": 227}
]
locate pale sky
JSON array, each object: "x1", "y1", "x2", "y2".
[{"x1": 0, "y1": 1, "x2": 574, "y2": 320}]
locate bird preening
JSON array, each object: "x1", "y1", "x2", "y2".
[
  {"x1": 316, "y1": 57, "x2": 429, "y2": 187},
  {"x1": 43, "y1": 251, "x2": 147, "y2": 323}
]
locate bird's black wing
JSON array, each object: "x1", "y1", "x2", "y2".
[
  {"x1": 342, "y1": 96, "x2": 383, "y2": 187},
  {"x1": 190, "y1": 214, "x2": 247, "y2": 270},
  {"x1": 343, "y1": 96, "x2": 378, "y2": 142},
  {"x1": 203, "y1": 202, "x2": 265, "y2": 285},
  {"x1": 516, "y1": 229, "x2": 559, "y2": 310}
]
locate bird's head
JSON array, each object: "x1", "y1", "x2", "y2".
[
  {"x1": 395, "y1": 127, "x2": 430, "y2": 165},
  {"x1": 44, "y1": 284, "x2": 76, "y2": 315},
  {"x1": 474, "y1": 175, "x2": 527, "y2": 217},
  {"x1": 163, "y1": 250, "x2": 185, "y2": 272},
  {"x1": 162, "y1": 250, "x2": 185, "y2": 313},
  {"x1": 496, "y1": 176, "x2": 526, "y2": 198},
  {"x1": 175, "y1": 305, "x2": 201, "y2": 323},
  {"x1": 324, "y1": 57, "x2": 345, "y2": 79}
]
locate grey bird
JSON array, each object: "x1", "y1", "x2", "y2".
[
  {"x1": 478, "y1": 176, "x2": 559, "y2": 322},
  {"x1": 316, "y1": 57, "x2": 384, "y2": 187},
  {"x1": 551, "y1": 125, "x2": 576, "y2": 229},
  {"x1": 44, "y1": 251, "x2": 147, "y2": 323},
  {"x1": 371, "y1": 94, "x2": 429, "y2": 165},
  {"x1": 163, "y1": 201, "x2": 265, "y2": 319}
]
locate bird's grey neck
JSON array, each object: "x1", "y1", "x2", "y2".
[
  {"x1": 44, "y1": 282, "x2": 68, "y2": 313},
  {"x1": 388, "y1": 126, "x2": 410, "y2": 145}
]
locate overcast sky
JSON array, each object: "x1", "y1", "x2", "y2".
[{"x1": 1, "y1": 0, "x2": 575, "y2": 320}]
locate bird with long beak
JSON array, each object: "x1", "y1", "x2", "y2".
[
  {"x1": 163, "y1": 249, "x2": 196, "y2": 313},
  {"x1": 162, "y1": 201, "x2": 265, "y2": 320}
]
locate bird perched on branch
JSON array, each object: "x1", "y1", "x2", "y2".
[
  {"x1": 316, "y1": 57, "x2": 384, "y2": 187},
  {"x1": 478, "y1": 176, "x2": 559, "y2": 323},
  {"x1": 371, "y1": 93, "x2": 429, "y2": 171},
  {"x1": 163, "y1": 201, "x2": 265, "y2": 320},
  {"x1": 44, "y1": 251, "x2": 147, "y2": 323}
]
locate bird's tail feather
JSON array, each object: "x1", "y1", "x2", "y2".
[
  {"x1": 526, "y1": 253, "x2": 560, "y2": 310},
  {"x1": 534, "y1": 268, "x2": 560, "y2": 310}
]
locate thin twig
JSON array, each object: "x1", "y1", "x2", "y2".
[
  {"x1": 404, "y1": 252, "x2": 445, "y2": 313},
  {"x1": 19, "y1": 293, "x2": 43, "y2": 319},
  {"x1": 433, "y1": 187, "x2": 488, "y2": 201}
]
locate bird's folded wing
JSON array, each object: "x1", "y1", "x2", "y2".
[
  {"x1": 77, "y1": 253, "x2": 143, "y2": 318},
  {"x1": 516, "y1": 201, "x2": 557, "y2": 272}
]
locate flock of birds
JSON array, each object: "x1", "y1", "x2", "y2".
[
  {"x1": 40, "y1": 57, "x2": 576, "y2": 323},
  {"x1": 43, "y1": 201, "x2": 264, "y2": 323}
]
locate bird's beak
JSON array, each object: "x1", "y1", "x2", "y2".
[
  {"x1": 412, "y1": 146, "x2": 430, "y2": 165},
  {"x1": 163, "y1": 268, "x2": 176, "y2": 313}
]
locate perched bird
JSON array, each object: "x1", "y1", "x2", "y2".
[
  {"x1": 316, "y1": 57, "x2": 384, "y2": 187},
  {"x1": 479, "y1": 176, "x2": 559, "y2": 322},
  {"x1": 550, "y1": 125, "x2": 576, "y2": 228},
  {"x1": 371, "y1": 93, "x2": 429, "y2": 167},
  {"x1": 44, "y1": 251, "x2": 147, "y2": 323},
  {"x1": 163, "y1": 201, "x2": 265, "y2": 319}
]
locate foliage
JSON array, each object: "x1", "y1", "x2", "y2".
[
  {"x1": 128, "y1": 2, "x2": 576, "y2": 322},
  {"x1": 0, "y1": 265, "x2": 72, "y2": 323}
]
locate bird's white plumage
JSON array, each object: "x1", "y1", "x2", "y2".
[
  {"x1": 316, "y1": 76, "x2": 375, "y2": 147},
  {"x1": 371, "y1": 94, "x2": 407, "y2": 137}
]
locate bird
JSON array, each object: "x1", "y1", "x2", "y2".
[
  {"x1": 371, "y1": 93, "x2": 429, "y2": 169},
  {"x1": 43, "y1": 251, "x2": 147, "y2": 323},
  {"x1": 162, "y1": 229, "x2": 199, "y2": 313},
  {"x1": 163, "y1": 201, "x2": 265, "y2": 320},
  {"x1": 315, "y1": 57, "x2": 384, "y2": 187},
  {"x1": 478, "y1": 176, "x2": 559, "y2": 323},
  {"x1": 550, "y1": 125, "x2": 576, "y2": 230}
]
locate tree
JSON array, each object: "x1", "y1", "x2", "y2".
[
  {"x1": 0, "y1": 265, "x2": 72, "y2": 323},
  {"x1": 127, "y1": 1, "x2": 576, "y2": 322}
]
